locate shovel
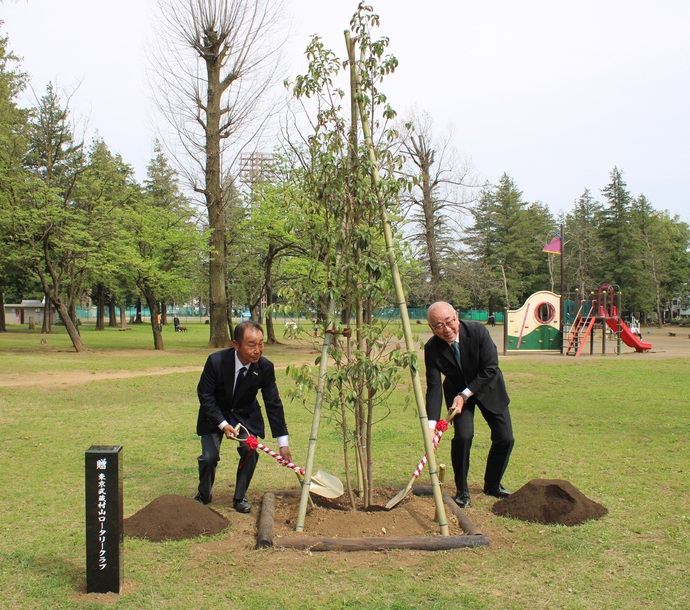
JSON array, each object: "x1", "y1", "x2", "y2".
[
  {"x1": 233, "y1": 425, "x2": 344, "y2": 499},
  {"x1": 385, "y1": 407, "x2": 459, "y2": 509}
]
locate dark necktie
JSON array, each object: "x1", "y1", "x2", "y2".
[
  {"x1": 450, "y1": 341, "x2": 462, "y2": 370},
  {"x1": 235, "y1": 366, "x2": 247, "y2": 393}
]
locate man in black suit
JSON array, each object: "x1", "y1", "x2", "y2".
[
  {"x1": 425, "y1": 301, "x2": 514, "y2": 508},
  {"x1": 195, "y1": 320, "x2": 291, "y2": 513}
]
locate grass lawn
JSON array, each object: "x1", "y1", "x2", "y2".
[{"x1": 0, "y1": 323, "x2": 688, "y2": 609}]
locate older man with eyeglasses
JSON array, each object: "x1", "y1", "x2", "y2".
[{"x1": 425, "y1": 301, "x2": 514, "y2": 508}]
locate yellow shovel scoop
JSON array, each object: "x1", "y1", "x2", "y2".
[
  {"x1": 233, "y1": 424, "x2": 344, "y2": 499},
  {"x1": 386, "y1": 407, "x2": 458, "y2": 509}
]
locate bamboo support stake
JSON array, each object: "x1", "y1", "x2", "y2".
[
  {"x1": 295, "y1": 297, "x2": 337, "y2": 531},
  {"x1": 345, "y1": 30, "x2": 448, "y2": 535}
]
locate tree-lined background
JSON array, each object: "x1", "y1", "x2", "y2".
[{"x1": 1, "y1": 2, "x2": 689, "y2": 353}]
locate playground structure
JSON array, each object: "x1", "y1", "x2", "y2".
[
  {"x1": 564, "y1": 284, "x2": 652, "y2": 356},
  {"x1": 505, "y1": 285, "x2": 652, "y2": 356},
  {"x1": 505, "y1": 291, "x2": 562, "y2": 352}
]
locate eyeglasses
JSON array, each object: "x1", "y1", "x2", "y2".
[{"x1": 430, "y1": 316, "x2": 457, "y2": 332}]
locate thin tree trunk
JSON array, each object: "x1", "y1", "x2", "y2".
[
  {"x1": 68, "y1": 300, "x2": 79, "y2": 332},
  {"x1": 226, "y1": 291, "x2": 235, "y2": 339},
  {"x1": 0, "y1": 289, "x2": 5, "y2": 332},
  {"x1": 95, "y1": 283, "x2": 105, "y2": 330},
  {"x1": 140, "y1": 288, "x2": 164, "y2": 350},
  {"x1": 41, "y1": 290, "x2": 53, "y2": 334},
  {"x1": 499, "y1": 264, "x2": 510, "y2": 309},
  {"x1": 108, "y1": 298, "x2": 117, "y2": 327},
  {"x1": 265, "y1": 244, "x2": 276, "y2": 344},
  {"x1": 39, "y1": 278, "x2": 87, "y2": 351},
  {"x1": 119, "y1": 302, "x2": 127, "y2": 329}
]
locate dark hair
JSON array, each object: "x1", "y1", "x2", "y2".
[{"x1": 234, "y1": 320, "x2": 263, "y2": 343}]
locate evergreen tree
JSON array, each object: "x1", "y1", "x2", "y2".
[
  {"x1": 78, "y1": 137, "x2": 139, "y2": 330},
  {"x1": 18, "y1": 84, "x2": 89, "y2": 350},
  {"x1": 466, "y1": 174, "x2": 554, "y2": 308},
  {"x1": 598, "y1": 166, "x2": 638, "y2": 291},
  {"x1": 0, "y1": 32, "x2": 30, "y2": 331},
  {"x1": 564, "y1": 188, "x2": 605, "y2": 294},
  {"x1": 116, "y1": 143, "x2": 204, "y2": 349},
  {"x1": 629, "y1": 194, "x2": 690, "y2": 324}
]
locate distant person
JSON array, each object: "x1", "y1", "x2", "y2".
[
  {"x1": 488, "y1": 312, "x2": 496, "y2": 327},
  {"x1": 425, "y1": 301, "x2": 514, "y2": 508},
  {"x1": 173, "y1": 315, "x2": 180, "y2": 332},
  {"x1": 195, "y1": 321, "x2": 291, "y2": 513},
  {"x1": 284, "y1": 321, "x2": 298, "y2": 339},
  {"x1": 630, "y1": 319, "x2": 642, "y2": 339}
]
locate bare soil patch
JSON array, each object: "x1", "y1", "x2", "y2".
[
  {"x1": 271, "y1": 488, "x2": 461, "y2": 539},
  {"x1": 122, "y1": 480, "x2": 606, "y2": 548}
]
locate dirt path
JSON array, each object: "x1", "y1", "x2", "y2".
[{"x1": 0, "y1": 366, "x2": 203, "y2": 389}]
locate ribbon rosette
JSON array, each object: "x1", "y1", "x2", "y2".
[{"x1": 245, "y1": 435, "x2": 259, "y2": 451}]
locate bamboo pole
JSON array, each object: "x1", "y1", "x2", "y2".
[
  {"x1": 295, "y1": 297, "x2": 337, "y2": 531},
  {"x1": 345, "y1": 30, "x2": 448, "y2": 535}
]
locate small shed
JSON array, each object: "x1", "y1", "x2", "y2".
[{"x1": 3, "y1": 300, "x2": 49, "y2": 326}]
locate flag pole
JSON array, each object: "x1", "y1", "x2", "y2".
[{"x1": 560, "y1": 223, "x2": 565, "y2": 356}]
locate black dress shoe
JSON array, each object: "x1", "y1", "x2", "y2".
[
  {"x1": 483, "y1": 485, "x2": 511, "y2": 498},
  {"x1": 453, "y1": 491, "x2": 471, "y2": 508},
  {"x1": 194, "y1": 493, "x2": 211, "y2": 505},
  {"x1": 233, "y1": 498, "x2": 251, "y2": 513}
]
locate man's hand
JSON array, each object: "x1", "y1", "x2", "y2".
[
  {"x1": 279, "y1": 445, "x2": 292, "y2": 464},
  {"x1": 223, "y1": 424, "x2": 238, "y2": 439},
  {"x1": 451, "y1": 395, "x2": 466, "y2": 413}
]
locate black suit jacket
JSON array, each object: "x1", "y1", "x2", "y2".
[
  {"x1": 196, "y1": 348, "x2": 288, "y2": 439},
  {"x1": 425, "y1": 320, "x2": 510, "y2": 421}
]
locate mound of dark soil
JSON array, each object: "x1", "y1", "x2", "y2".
[
  {"x1": 491, "y1": 479, "x2": 608, "y2": 526},
  {"x1": 124, "y1": 494, "x2": 229, "y2": 542}
]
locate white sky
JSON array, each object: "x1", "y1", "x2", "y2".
[{"x1": 3, "y1": 0, "x2": 689, "y2": 222}]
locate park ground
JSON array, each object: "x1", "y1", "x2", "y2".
[{"x1": 0, "y1": 321, "x2": 688, "y2": 609}]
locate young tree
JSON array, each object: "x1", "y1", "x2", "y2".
[
  {"x1": 151, "y1": 0, "x2": 285, "y2": 348},
  {"x1": 284, "y1": 8, "x2": 411, "y2": 509}
]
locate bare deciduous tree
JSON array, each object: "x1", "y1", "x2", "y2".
[
  {"x1": 150, "y1": 0, "x2": 285, "y2": 347},
  {"x1": 398, "y1": 108, "x2": 478, "y2": 303}
]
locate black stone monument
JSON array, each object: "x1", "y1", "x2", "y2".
[{"x1": 85, "y1": 445, "x2": 123, "y2": 594}]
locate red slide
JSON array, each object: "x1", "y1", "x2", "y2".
[{"x1": 605, "y1": 319, "x2": 652, "y2": 352}]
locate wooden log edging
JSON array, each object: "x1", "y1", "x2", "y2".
[
  {"x1": 273, "y1": 534, "x2": 490, "y2": 552},
  {"x1": 255, "y1": 490, "x2": 490, "y2": 551},
  {"x1": 410, "y1": 485, "x2": 482, "y2": 536},
  {"x1": 256, "y1": 492, "x2": 276, "y2": 549}
]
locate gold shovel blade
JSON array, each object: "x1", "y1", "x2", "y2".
[
  {"x1": 310, "y1": 470, "x2": 344, "y2": 498},
  {"x1": 385, "y1": 478, "x2": 414, "y2": 509}
]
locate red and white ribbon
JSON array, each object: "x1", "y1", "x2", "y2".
[
  {"x1": 410, "y1": 420, "x2": 449, "y2": 480},
  {"x1": 245, "y1": 435, "x2": 305, "y2": 475}
]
